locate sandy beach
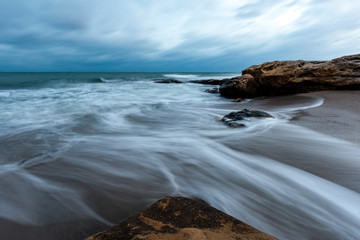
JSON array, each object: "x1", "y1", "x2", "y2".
[
  {"x1": 221, "y1": 90, "x2": 360, "y2": 145},
  {"x1": 214, "y1": 90, "x2": 360, "y2": 194},
  {"x1": 291, "y1": 90, "x2": 360, "y2": 144}
]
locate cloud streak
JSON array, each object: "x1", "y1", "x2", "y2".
[{"x1": 0, "y1": 0, "x2": 359, "y2": 71}]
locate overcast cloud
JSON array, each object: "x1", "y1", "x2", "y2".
[{"x1": 1, "y1": 0, "x2": 359, "y2": 71}]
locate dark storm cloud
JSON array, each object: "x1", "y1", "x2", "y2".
[{"x1": 0, "y1": 0, "x2": 359, "y2": 71}]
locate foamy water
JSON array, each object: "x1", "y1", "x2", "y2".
[{"x1": 0, "y1": 73, "x2": 359, "y2": 240}]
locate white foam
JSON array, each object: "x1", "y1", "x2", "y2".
[
  {"x1": 99, "y1": 77, "x2": 123, "y2": 83},
  {"x1": 163, "y1": 74, "x2": 200, "y2": 79},
  {"x1": 0, "y1": 91, "x2": 10, "y2": 98}
]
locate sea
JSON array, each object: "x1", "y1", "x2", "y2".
[{"x1": 0, "y1": 72, "x2": 359, "y2": 240}]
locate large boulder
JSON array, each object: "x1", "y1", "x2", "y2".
[
  {"x1": 220, "y1": 54, "x2": 360, "y2": 98},
  {"x1": 85, "y1": 196, "x2": 278, "y2": 240}
]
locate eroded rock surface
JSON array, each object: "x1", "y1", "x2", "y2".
[
  {"x1": 85, "y1": 196, "x2": 277, "y2": 240},
  {"x1": 220, "y1": 74, "x2": 259, "y2": 98},
  {"x1": 221, "y1": 109, "x2": 273, "y2": 128},
  {"x1": 220, "y1": 54, "x2": 360, "y2": 98}
]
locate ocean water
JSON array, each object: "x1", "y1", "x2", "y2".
[{"x1": 0, "y1": 72, "x2": 360, "y2": 240}]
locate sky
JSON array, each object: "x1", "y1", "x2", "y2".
[{"x1": 0, "y1": 0, "x2": 360, "y2": 72}]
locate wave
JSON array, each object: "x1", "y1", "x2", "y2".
[
  {"x1": 99, "y1": 77, "x2": 125, "y2": 83},
  {"x1": 162, "y1": 73, "x2": 242, "y2": 81},
  {"x1": 0, "y1": 73, "x2": 242, "y2": 89},
  {"x1": 0, "y1": 91, "x2": 10, "y2": 98},
  {"x1": 163, "y1": 74, "x2": 200, "y2": 80},
  {"x1": 0, "y1": 77, "x2": 104, "y2": 89}
]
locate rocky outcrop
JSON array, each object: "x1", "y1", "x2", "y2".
[
  {"x1": 85, "y1": 196, "x2": 277, "y2": 240},
  {"x1": 220, "y1": 75, "x2": 259, "y2": 98},
  {"x1": 220, "y1": 54, "x2": 360, "y2": 98},
  {"x1": 154, "y1": 79, "x2": 184, "y2": 84},
  {"x1": 221, "y1": 109, "x2": 273, "y2": 128}
]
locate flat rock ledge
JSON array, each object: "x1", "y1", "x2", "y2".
[
  {"x1": 221, "y1": 109, "x2": 274, "y2": 128},
  {"x1": 85, "y1": 196, "x2": 277, "y2": 240},
  {"x1": 220, "y1": 54, "x2": 360, "y2": 98}
]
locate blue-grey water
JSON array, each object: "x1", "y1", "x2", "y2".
[{"x1": 0, "y1": 73, "x2": 360, "y2": 240}]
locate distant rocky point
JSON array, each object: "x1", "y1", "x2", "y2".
[
  {"x1": 85, "y1": 196, "x2": 277, "y2": 240},
  {"x1": 220, "y1": 54, "x2": 360, "y2": 98}
]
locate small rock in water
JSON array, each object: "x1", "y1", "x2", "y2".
[
  {"x1": 232, "y1": 98, "x2": 244, "y2": 102},
  {"x1": 221, "y1": 109, "x2": 273, "y2": 128},
  {"x1": 154, "y1": 79, "x2": 184, "y2": 84},
  {"x1": 205, "y1": 87, "x2": 219, "y2": 93}
]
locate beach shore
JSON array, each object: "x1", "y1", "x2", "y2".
[
  {"x1": 1, "y1": 72, "x2": 360, "y2": 240},
  {"x1": 220, "y1": 90, "x2": 360, "y2": 145},
  {"x1": 291, "y1": 90, "x2": 360, "y2": 144},
  {"x1": 214, "y1": 90, "x2": 360, "y2": 194}
]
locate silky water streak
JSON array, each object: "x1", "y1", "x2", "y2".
[{"x1": 0, "y1": 72, "x2": 359, "y2": 240}]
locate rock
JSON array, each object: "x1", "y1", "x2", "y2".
[
  {"x1": 85, "y1": 196, "x2": 278, "y2": 240},
  {"x1": 154, "y1": 79, "x2": 184, "y2": 84},
  {"x1": 220, "y1": 74, "x2": 259, "y2": 98},
  {"x1": 190, "y1": 79, "x2": 224, "y2": 85},
  {"x1": 220, "y1": 54, "x2": 360, "y2": 98},
  {"x1": 232, "y1": 98, "x2": 244, "y2": 102},
  {"x1": 205, "y1": 87, "x2": 219, "y2": 93},
  {"x1": 221, "y1": 109, "x2": 273, "y2": 128}
]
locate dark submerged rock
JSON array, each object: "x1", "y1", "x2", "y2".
[
  {"x1": 220, "y1": 54, "x2": 360, "y2": 98},
  {"x1": 221, "y1": 109, "x2": 273, "y2": 128},
  {"x1": 205, "y1": 87, "x2": 219, "y2": 93},
  {"x1": 85, "y1": 196, "x2": 277, "y2": 240},
  {"x1": 154, "y1": 79, "x2": 184, "y2": 84},
  {"x1": 190, "y1": 79, "x2": 224, "y2": 85}
]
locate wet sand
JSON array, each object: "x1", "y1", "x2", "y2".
[
  {"x1": 214, "y1": 90, "x2": 360, "y2": 194},
  {"x1": 291, "y1": 90, "x2": 360, "y2": 144},
  {"x1": 219, "y1": 90, "x2": 360, "y2": 145},
  {"x1": 0, "y1": 219, "x2": 107, "y2": 240}
]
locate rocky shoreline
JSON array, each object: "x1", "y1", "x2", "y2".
[
  {"x1": 219, "y1": 54, "x2": 360, "y2": 98},
  {"x1": 87, "y1": 54, "x2": 359, "y2": 239},
  {"x1": 155, "y1": 54, "x2": 360, "y2": 100},
  {"x1": 85, "y1": 197, "x2": 277, "y2": 240}
]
